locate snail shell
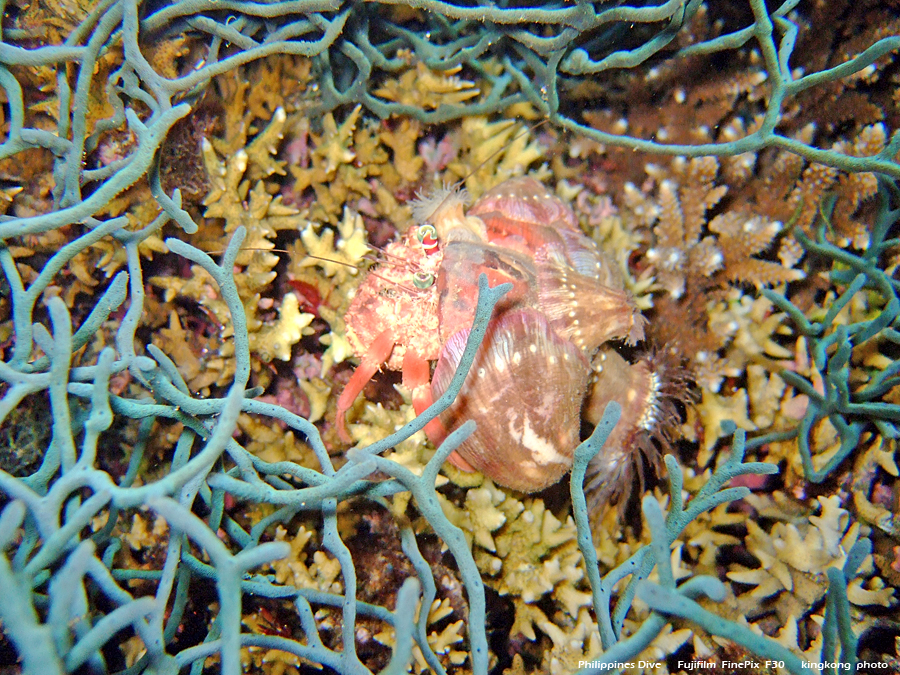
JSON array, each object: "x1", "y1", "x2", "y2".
[{"x1": 431, "y1": 309, "x2": 590, "y2": 493}]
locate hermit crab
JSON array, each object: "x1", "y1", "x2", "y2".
[{"x1": 337, "y1": 177, "x2": 670, "y2": 496}]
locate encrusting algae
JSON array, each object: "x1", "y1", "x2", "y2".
[{"x1": 1, "y1": 5, "x2": 899, "y2": 673}]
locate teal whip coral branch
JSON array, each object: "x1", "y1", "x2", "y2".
[
  {"x1": 554, "y1": 0, "x2": 900, "y2": 177},
  {"x1": 0, "y1": 224, "x2": 513, "y2": 674},
  {"x1": 572, "y1": 420, "x2": 778, "y2": 650},
  {"x1": 0, "y1": 0, "x2": 893, "y2": 194},
  {"x1": 571, "y1": 419, "x2": 870, "y2": 675},
  {"x1": 756, "y1": 177, "x2": 900, "y2": 482}
]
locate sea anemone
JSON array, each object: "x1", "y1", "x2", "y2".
[
  {"x1": 408, "y1": 182, "x2": 489, "y2": 242},
  {"x1": 582, "y1": 347, "x2": 691, "y2": 512}
]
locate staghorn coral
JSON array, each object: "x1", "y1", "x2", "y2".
[
  {"x1": 152, "y1": 114, "x2": 312, "y2": 387},
  {"x1": 616, "y1": 156, "x2": 803, "y2": 416},
  {"x1": 785, "y1": 0, "x2": 900, "y2": 142},
  {"x1": 727, "y1": 494, "x2": 894, "y2": 637},
  {"x1": 375, "y1": 60, "x2": 481, "y2": 112},
  {"x1": 743, "y1": 124, "x2": 885, "y2": 248},
  {"x1": 638, "y1": 156, "x2": 804, "y2": 301}
]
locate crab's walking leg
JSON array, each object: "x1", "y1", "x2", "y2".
[
  {"x1": 446, "y1": 449, "x2": 476, "y2": 472},
  {"x1": 336, "y1": 329, "x2": 395, "y2": 443},
  {"x1": 402, "y1": 350, "x2": 477, "y2": 472},
  {"x1": 402, "y1": 348, "x2": 449, "y2": 446}
]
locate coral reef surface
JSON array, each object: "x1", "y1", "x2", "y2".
[{"x1": 0, "y1": 1, "x2": 898, "y2": 675}]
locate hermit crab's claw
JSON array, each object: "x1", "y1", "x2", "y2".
[{"x1": 335, "y1": 328, "x2": 396, "y2": 443}]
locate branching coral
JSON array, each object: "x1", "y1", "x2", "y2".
[
  {"x1": 743, "y1": 124, "x2": 885, "y2": 248},
  {"x1": 441, "y1": 117, "x2": 547, "y2": 199},
  {"x1": 637, "y1": 156, "x2": 803, "y2": 300},
  {"x1": 475, "y1": 495, "x2": 591, "y2": 640},
  {"x1": 151, "y1": 115, "x2": 312, "y2": 388},
  {"x1": 289, "y1": 106, "x2": 398, "y2": 224},
  {"x1": 727, "y1": 494, "x2": 893, "y2": 644},
  {"x1": 619, "y1": 156, "x2": 802, "y2": 402},
  {"x1": 375, "y1": 61, "x2": 481, "y2": 111}
]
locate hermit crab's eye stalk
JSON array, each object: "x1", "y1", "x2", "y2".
[
  {"x1": 415, "y1": 224, "x2": 439, "y2": 254},
  {"x1": 413, "y1": 271, "x2": 435, "y2": 289}
]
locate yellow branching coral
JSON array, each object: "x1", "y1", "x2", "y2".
[
  {"x1": 152, "y1": 113, "x2": 309, "y2": 385},
  {"x1": 346, "y1": 399, "x2": 443, "y2": 500},
  {"x1": 678, "y1": 471, "x2": 746, "y2": 570},
  {"x1": 290, "y1": 106, "x2": 386, "y2": 223},
  {"x1": 767, "y1": 614, "x2": 826, "y2": 664},
  {"x1": 727, "y1": 495, "x2": 894, "y2": 620},
  {"x1": 296, "y1": 377, "x2": 332, "y2": 425},
  {"x1": 242, "y1": 107, "x2": 289, "y2": 181},
  {"x1": 254, "y1": 293, "x2": 315, "y2": 362},
  {"x1": 537, "y1": 609, "x2": 603, "y2": 675},
  {"x1": 442, "y1": 117, "x2": 546, "y2": 199},
  {"x1": 469, "y1": 497, "x2": 591, "y2": 640},
  {"x1": 307, "y1": 105, "x2": 360, "y2": 178},
  {"x1": 298, "y1": 207, "x2": 370, "y2": 283},
  {"x1": 89, "y1": 228, "x2": 168, "y2": 280},
  {"x1": 374, "y1": 597, "x2": 468, "y2": 673},
  {"x1": 852, "y1": 437, "x2": 899, "y2": 538},
  {"x1": 317, "y1": 315, "x2": 354, "y2": 376},
  {"x1": 202, "y1": 123, "x2": 305, "y2": 240},
  {"x1": 123, "y1": 513, "x2": 169, "y2": 551},
  {"x1": 144, "y1": 35, "x2": 190, "y2": 80},
  {"x1": 212, "y1": 56, "x2": 314, "y2": 156},
  {"x1": 379, "y1": 118, "x2": 424, "y2": 185},
  {"x1": 375, "y1": 61, "x2": 480, "y2": 110},
  {"x1": 746, "y1": 364, "x2": 787, "y2": 428},
  {"x1": 269, "y1": 525, "x2": 343, "y2": 594},
  {"x1": 628, "y1": 625, "x2": 692, "y2": 674},
  {"x1": 238, "y1": 413, "x2": 318, "y2": 469},
  {"x1": 240, "y1": 635, "x2": 306, "y2": 675},
  {"x1": 152, "y1": 311, "x2": 220, "y2": 392},
  {"x1": 439, "y1": 481, "x2": 508, "y2": 552},
  {"x1": 688, "y1": 289, "x2": 793, "y2": 397}
]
